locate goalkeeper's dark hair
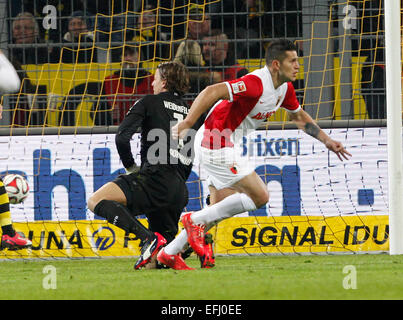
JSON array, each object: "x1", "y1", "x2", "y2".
[
  {"x1": 157, "y1": 61, "x2": 190, "y2": 96},
  {"x1": 265, "y1": 39, "x2": 298, "y2": 65}
]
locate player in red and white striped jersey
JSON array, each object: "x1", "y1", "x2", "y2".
[
  {"x1": 158, "y1": 39, "x2": 351, "y2": 269},
  {"x1": 200, "y1": 65, "x2": 300, "y2": 150}
]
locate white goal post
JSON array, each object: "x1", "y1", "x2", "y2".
[{"x1": 384, "y1": 0, "x2": 403, "y2": 255}]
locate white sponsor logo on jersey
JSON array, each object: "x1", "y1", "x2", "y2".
[{"x1": 231, "y1": 81, "x2": 246, "y2": 94}]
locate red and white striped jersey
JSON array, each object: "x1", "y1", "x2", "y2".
[{"x1": 201, "y1": 66, "x2": 301, "y2": 149}]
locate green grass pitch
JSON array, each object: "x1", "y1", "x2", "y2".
[{"x1": 1, "y1": 253, "x2": 403, "y2": 300}]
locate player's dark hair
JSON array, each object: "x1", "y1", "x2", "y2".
[
  {"x1": 265, "y1": 39, "x2": 297, "y2": 65},
  {"x1": 157, "y1": 61, "x2": 190, "y2": 96}
]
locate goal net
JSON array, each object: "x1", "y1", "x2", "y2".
[{"x1": 0, "y1": 0, "x2": 394, "y2": 259}]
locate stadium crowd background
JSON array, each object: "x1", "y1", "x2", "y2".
[{"x1": 1, "y1": 0, "x2": 385, "y2": 127}]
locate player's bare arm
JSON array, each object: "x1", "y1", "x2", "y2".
[
  {"x1": 289, "y1": 109, "x2": 351, "y2": 161},
  {"x1": 172, "y1": 82, "x2": 230, "y2": 139}
]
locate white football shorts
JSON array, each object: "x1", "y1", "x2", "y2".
[{"x1": 194, "y1": 125, "x2": 256, "y2": 190}]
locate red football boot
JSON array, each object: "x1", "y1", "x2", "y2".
[
  {"x1": 134, "y1": 232, "x2": 167, "y2": 270},
  {"x1": 181, "y1": 212, "x2": 205, "y2": 257},
  {"x1": 200, "y1": 233, "x2": 215, "y2": 268},
  {"x1": 1, "y1": 232, "x2": 32, "y2": 250},
  {"x1": 157, "y1": 248, "x2": 194, "y2": 270}
]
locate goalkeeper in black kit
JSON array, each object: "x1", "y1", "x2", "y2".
[{"x1": 88, "y1": 61, "x2": 211, "y2": 270}]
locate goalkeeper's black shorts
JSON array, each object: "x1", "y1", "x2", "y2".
[{"x1": 113, "y1": 164, "x2": 188, "y2": 243}]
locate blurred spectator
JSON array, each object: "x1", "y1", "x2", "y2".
[
  {"x1": 131, "y1": 4, "x2": 170, "y2": 61},
  {"x1": 51, "y1": 11, "x2": 97, "y2": 63},
  {"x1": 9, "y1": 0, "x2": 87, "y2": 45},
  {"x1": 173, "y1": 4, "x2": 212, "y2": 63},
  {"x1": 64, "y1": 11, "x2": 93, "y2": 41},
  {"x1": 216, "y1": 0, "x2": 301, "y2": 58},
  {"x1": 175, "y1": 40, "x2": 204, "y2": 68},
  {"x1": 103, "y1": 46, "x2": 154, "y2": 124},
  {"x1": 173, "y1": 5, "x2": 213, "y2": 95},
  {"x1": 10, "y1": 12, "x2": 51, "y2": 65},
  {"x1": 173, "y1": 4, "x2": 215, "y2": 99},
  {"x1": 187, "y1": 4, "x2": 212, "y2": 42},
  {"x1": 233, "y1": 0, "x2": 265, "y2": 59},
  {"x1": 202, "y1": 30, "x2": 249, "y2": 82},
  {"x1": 174, "y1": 40, "x2": 217, "y2": 103},
  {"x1": 89, "y1": 2, "x2": 138, "y2": 63}
]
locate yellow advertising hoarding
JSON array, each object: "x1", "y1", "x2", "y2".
[
  {"x1": 0, "y1": 215, "x2": 389, "y2": 259},
  {"x1": 213, "y1": 215, "x2": 389, "y2": 255}
]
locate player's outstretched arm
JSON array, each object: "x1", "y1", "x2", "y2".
[
  {"x1": 289, "y1": 109, "x2": 352, "y2": 161},
  {"x1": 172, "y1": 82, "x2": 230, "y2": 139}
]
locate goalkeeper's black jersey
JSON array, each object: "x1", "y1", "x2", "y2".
[{"x1": 115, "y1": 91, "x2": 203, "y2": 181}]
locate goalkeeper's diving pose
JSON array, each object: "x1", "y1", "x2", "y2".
[{"x1": 88, "y1": 61, "x2": 210, "y2": 270}]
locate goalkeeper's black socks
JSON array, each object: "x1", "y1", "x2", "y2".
[{"x1": 94, "y1": 200, "x2": 153, "y2": 242}]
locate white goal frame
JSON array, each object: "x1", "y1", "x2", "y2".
[{"x1": 385, "y1": 0, "x2": 403, "y2": 255}]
